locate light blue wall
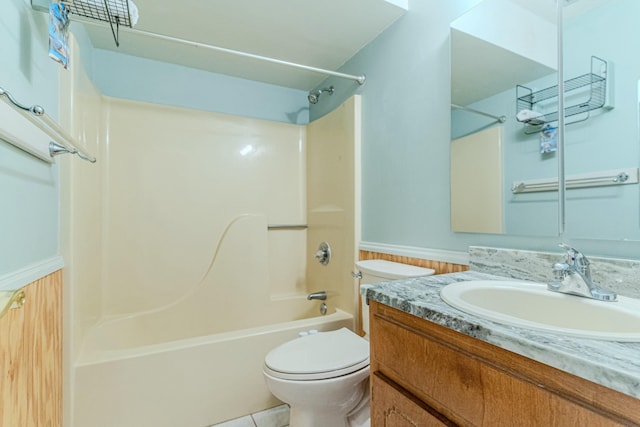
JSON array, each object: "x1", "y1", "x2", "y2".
[
  {"x1": 562, "y1": 0, "x2": 640, "y2": 241},
  {"x1": 92, "y1": 50, "x2": 310, "y2": 124},
  {"x1": 310, "y1": 0, "x2": 640, "y2": 259},
  {"x1": 0, "y1": 0, "x2": 61, "y2": 276}
]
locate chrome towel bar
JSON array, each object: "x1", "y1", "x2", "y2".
[
  {"x1": 512, "y1": 167, "x2": 638, "y2": 194},
  {"x1": 0, "y1": 86, "x2": 96, "y2": 163}
]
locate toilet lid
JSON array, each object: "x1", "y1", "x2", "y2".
[{"x1": 264, "y1": 328, "x2": 370, "y2": 380}]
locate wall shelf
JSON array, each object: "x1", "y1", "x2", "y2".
[
  {"x1": 516, "y1": 56, "x2": 611, "y2": 128},
  {"x1": 31, "y1": 0, "x2": 133, "y2": 46}
]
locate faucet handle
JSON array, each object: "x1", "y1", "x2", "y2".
[
  {"x1": 558, "y1": 243, "x2": 591, "y2": 279},
  {"x1": 558, "y1": 243, "x2": 588, "y2": 265},
  {"x1": 558, "y1": 243, "x2": 576, "y2": 262}
]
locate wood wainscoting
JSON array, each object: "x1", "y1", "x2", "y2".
[
  {"x1": 359, "y1": 250, "x2": 469, "y2": 275},
  {"x1": 0, "y1": 270, "x2": 62, "y2": 427}
]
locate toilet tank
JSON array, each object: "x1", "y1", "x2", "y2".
[
  {"x1": 357, "y1": 259, "x2": 435, "y2": 284},
  {"x1": 356, "y1": 260, "x2": 435, "y2": 338}
]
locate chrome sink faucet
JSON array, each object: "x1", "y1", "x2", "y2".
[{"x1": 548, "y1": 244, "x2": 617, "y2": 301}]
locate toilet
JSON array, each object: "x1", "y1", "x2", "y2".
[{"x1": 263, "y1": 260, "x2": 435, "y2": 427}]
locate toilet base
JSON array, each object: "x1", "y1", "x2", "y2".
[
  {"x1": 347, "y1": 385, "x2": 370, "y2": 427},
  {"x1": 284, "y1": 380, "x2": 371, "y2": 427},
  {"x1": 264, "y1": 367, "x2": 370, "y2": 427},
  {"x1": 289, "y1": 409, "x2": 350, "y2": 427},
  {"x1": 288, "y1": 399, "x2": 370, "y2": 427}
]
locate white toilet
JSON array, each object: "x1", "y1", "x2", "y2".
[{"x1": 263, "y1": 260, "x2": 435, "y2": 427}]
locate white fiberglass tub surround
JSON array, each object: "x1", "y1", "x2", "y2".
[{"x1": 62, "y1": 57, "x2": 361, "y2": 427}]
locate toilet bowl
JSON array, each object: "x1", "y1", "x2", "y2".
[
  {"x1": 263, "y1": 260, "x2": 434, "y2": 427},
  {"x1": 263, "y1": 328, "x2": 370, "y2": 427}
]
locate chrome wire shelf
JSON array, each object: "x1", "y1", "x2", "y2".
[
  {"x1": 66, "y1": 0, "x2": 132, "y2": 46},
  {"x1": 516, "y1": 56, "x2": 610, "y2": 128},
  {"x1": 66, "y1": 0, "x2": 133, "y2": 28},
  {"x1": 32, "y1": 0, "x2": 132, "y2": 46}
]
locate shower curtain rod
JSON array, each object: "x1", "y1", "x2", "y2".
[
  {"x1": 79, "y1": 20, "x2": 367, "y2": 85},
  {"x1": 451, "y1": 104, "x2": 507, "y2": 124}
]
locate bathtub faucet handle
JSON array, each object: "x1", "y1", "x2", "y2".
[
  {"x1": 315, "y1": 242, "x2": 331, "y2": 265},
  {"x1": 307, "y1": 291, "x2": 327, "y2": 301}
]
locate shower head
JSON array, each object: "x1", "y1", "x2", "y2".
[{"x1": 308, "y1": 86, "x2": 335, "y2": 104}]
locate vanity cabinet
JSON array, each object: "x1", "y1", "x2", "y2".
[{"x1": 369, "y1": 301, "x2": 640, "y2": 427}]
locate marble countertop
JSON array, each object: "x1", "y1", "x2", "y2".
[{"x1": 362, "y1": 271, "x2": 640, "y2": 400}]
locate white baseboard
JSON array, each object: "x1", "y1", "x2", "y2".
[
  {"x1": 359, "y1": 241, "x2": 469, "y2": 266},
  {"x1": 0, "y1": 257, "x2": 64, "y2": 291}
]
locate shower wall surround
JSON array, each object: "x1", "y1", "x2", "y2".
[
  {"x1": 306, "y1": 96, "x2": 361, "y2": 316},
  {"x1": 98, "y1": 98, "x2": 307, "y2": 316}
]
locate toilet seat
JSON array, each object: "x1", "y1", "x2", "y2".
[{"x1": 264, "y1": 328, "x2": 370, "y2": 381}]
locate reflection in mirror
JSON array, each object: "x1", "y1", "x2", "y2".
[
  {"x1": 563, "y1": 0, "x2": 640, "y2": 241},
  {"x1": 450, "y1": 0, "x2": 559, "y2": 236}
]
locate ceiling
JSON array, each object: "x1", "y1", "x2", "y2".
[{"x1": 78, "y1": 0, "x2": 408, "y2": 91}]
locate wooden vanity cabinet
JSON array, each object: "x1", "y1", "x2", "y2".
[{"x1": 369, "y1": 301, "x2": 640, "y2": 427}]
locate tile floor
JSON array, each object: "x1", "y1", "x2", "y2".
[{"x1": 211, "y1": 404, "x2": 289, "y2": 427}]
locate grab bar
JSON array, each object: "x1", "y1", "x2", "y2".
[
  {"x1": 0, "y1": 86, "x2": 96, "y2": 163},
  {"x1": 267, "y1": 224, "x2": 308, "y2": 230}
]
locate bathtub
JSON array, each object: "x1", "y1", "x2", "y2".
[{"x1": 73, "y1": 306, "x2": 354, "y2": 427}]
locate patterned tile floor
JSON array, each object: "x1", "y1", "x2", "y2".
[{"x1": 211, "y1": 404, "x2": 289, "y2": 427}]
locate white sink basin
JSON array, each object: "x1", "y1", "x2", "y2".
[{"x1": 440, "y1": 280, "x2": 640, "y2": 342}]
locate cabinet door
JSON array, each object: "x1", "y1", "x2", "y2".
[
  {"x1": 371, "y1": 373, "x2": 458, "y2": 427},
  {"x1": 370, "y1": 302, "x2": 638, "y2": 426}
]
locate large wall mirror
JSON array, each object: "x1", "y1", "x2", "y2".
[
  {"x1": 450, "y1": 0, "x2": 560, "y2": 236},
  {"x1": 562, "y1": 0, "x2": 640, "y2": 241}
]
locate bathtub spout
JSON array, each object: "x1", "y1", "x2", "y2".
[{"x1": 307, "y1": 291, "x2": 327, "y2": 301}]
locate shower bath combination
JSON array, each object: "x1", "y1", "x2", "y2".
[{"x1": 308, "y1": 86, "x2": 335, "y2": 104}]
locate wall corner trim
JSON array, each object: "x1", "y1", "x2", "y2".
[
  {"x1": 0, "y1": 257, "x2": 64, "y2": 291},
  {"x1": 359, "y1": 242, "x2": 469, "y2": 265}
]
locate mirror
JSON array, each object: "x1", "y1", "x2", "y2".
[
  {"x1": 562, "y1": 0, "x2": 640, "y2": 241},
  {"x1": 450, "y1": 0, "x2": 560, "y2": 235}
]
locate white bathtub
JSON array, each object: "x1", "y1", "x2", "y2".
[{"x1": 73, "y1": 308, "x2": 354, "y2": 427}]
